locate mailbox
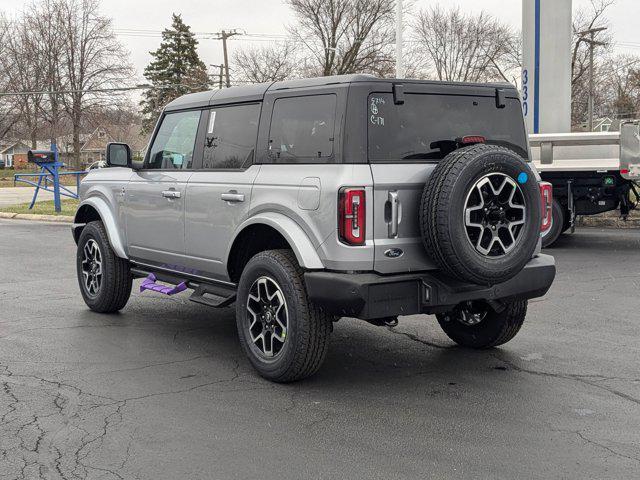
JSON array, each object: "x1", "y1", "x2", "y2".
[{"x1": 27, "y1": 150, "x2": 56, "y2": 164}]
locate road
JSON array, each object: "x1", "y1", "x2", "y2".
[{"x1": 0, "y1": 219, "x2": 639, "y2": 480}]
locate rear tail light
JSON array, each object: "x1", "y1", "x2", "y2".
[
  {"x1": 338, "y1": 187, "x2": 366, "y2": 245},
  {"x1": 539, "y1": 182, "x2": 553, "y2": 232}
]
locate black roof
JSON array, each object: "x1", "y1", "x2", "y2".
[{"x1": 164, "y1": 74, "x2": 515, "y2": 111}]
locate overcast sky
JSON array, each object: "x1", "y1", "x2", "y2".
[{"x1": 1, "y1": 0, "x2": 639, "y2": 83}]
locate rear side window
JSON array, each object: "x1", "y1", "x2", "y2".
[
  {"x1": 146, "y1": 110, "x2": 201, "y2": 169},
  {"x1": 203, "y1": 103, "x2": 261, "y2": 169},
  {"x1": 368, "y1": 93, "x2": 528, "y2": 162},
  {"x1": 269, "y1": 94, "x2": 336, "y2": 163}
]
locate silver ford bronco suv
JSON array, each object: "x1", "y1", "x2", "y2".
[{"x1": 73, "y1": 75, "x2": 556, "y2": 382}]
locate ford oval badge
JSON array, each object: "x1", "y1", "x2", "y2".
[{"x1": 384, "y1": 248, "x2": 404, "y2": 259}]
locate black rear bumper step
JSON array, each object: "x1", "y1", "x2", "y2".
[{"x1": 304, "y1": 254, "x2": 556, "y2": 320}]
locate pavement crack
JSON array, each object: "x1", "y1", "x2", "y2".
[
  {"x1": 99, "y1": 354, "x2": 213, "y2": 375},
  {"x1": 554, "y1": 428, "x2": 640, "y2": 464},
  {"x1": 385, "y1": 326, "x2": 451, "y2": 350},
  {"x1": 491, "y1": 354, "x2": 640, "y2": 407}
]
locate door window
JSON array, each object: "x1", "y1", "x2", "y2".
[
  {"x1": 146, "y1": 110, "x2": 201, "y2": 169},
  {"x1": 202, "y1": 103, "x2": 261, "y2": 169},
  {"x1": 268, "y1": 94, "x2": 336, "y2": 163}
]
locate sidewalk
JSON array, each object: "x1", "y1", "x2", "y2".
[{"x1": 0, "y1": 186, "x2": 77, "y2": 207}]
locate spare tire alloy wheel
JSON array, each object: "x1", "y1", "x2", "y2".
[
  {"x1": 420, "y1": 144, "x2": 541, "y2": 286},
  {"x1": 246, "y1": 276, "x2": 289, "y2": 359},
  {"x1": 464, "y1": 173, "x2": 526, "y2": 257}
]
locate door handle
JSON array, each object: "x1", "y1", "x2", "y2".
[
  {"x1": 221, "y1": 192, "x2": 245, "y2": 203},
  {"x1": 388, "y1": 190, "x2": 399, "y2": 238},
  {"x1": 162, "y1": 190, "x2": 181, "y2": 199}
]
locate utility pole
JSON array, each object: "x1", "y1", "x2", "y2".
[
  {"x1": 218, "y1": 64, "x2": 224, "y2": 89},
  {"x1": 217, "y1": 30, "x2": 239, "y2": 88},
  {"x1": 577, "y1": 27, "x2": 607, "y2": 131},
  {"x1": 395, "y1": 0, "x2": 404, "y2": 78},
  {"x1": 210, "y1": 64, "x2": 225, "y2": 89}
]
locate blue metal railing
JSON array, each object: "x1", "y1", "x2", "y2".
[{"x1": 13, "y1": 143, "x2": 86, "y2": 212}]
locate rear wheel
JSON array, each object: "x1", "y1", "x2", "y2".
[
  {"x1": 436, "y1": 300, "x2": 527, "y2": 348},
  {"x1": 235, "y1": 250, "x2": 332, "y2": 382},
  {"x1": 541, "y1": 198, "x2": 566, "y2": 248},
  {"x1": 76, "y1": 221, "x2": 132, "y2": 313}
]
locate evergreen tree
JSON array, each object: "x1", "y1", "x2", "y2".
[{"x1": 140, "y1": 14, "x2": 210, "y2": 132}]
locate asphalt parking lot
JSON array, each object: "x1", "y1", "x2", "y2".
[{"x1": 0, "y1": 219, "x2": 639, "y2": 480}]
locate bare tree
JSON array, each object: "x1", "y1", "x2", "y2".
[
  {"x1": 233, "y1": 43, "x2": 300, "y2": 83},
  {"x1": 25, "y1": 0, "x2": 67, "y2": 146},
  {"x1": 412, "y1": 6, "x2": 520, "y2": 84},
  {"x1": 287, "y1": 0, "x2": 396, "y2": 77},
  {"x1": 0, "y1": 12, "x2": 46, "y2": 147},
  {"x1": 599, "y1": 54, "x2": 640, "y2": 121},
  {"x1": 57, "y1": 0, "x2": 132, "y2": 168},
  {"x1": 570, "y1": 0, "x2": 614, "y2": 125},
  {"x1": 0, "y1": 14, "x2": 19, "y2": 140}
]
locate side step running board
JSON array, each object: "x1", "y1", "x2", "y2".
[
  {"x1": 131, "y1": 267, "x2": 236, "y2": 308},
  {"x1": 140, "y1": 274, "x2": 187, "y2": 295},
  {"x1": 189, "y1": 283, "x2": 236, "y2": 308}
]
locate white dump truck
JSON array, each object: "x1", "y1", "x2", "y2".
[{"x1": 530, "y1": 122, "x2": 640, "y2": 247}]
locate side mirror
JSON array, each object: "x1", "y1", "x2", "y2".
[{"x1": 106, "y1": 143, "x2": 132, "y2": 168}]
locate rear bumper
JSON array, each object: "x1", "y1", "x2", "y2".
[{"x1": 304, "y1": 254, "x2": 556, "y2": 320}]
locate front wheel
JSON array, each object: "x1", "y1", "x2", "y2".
[
  {"x1": 76, "y1": 221, "x2": 132, "y2": 313},
  {"x1": 235, "y1": 250, "x2": 332, "y2": 382},
  {"x1": 436, "y1": 300, "x2": 527, "y2": 349}
]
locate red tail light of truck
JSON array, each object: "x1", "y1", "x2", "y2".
[
  {"x1": 338, "y1": 187, "x2": 366, "y2": 245},
  {"x1": 539, "y1": 182, "x2": 553, "y2": 232}
]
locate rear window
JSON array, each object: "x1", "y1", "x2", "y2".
[{"x1": 368, "y1": 93, "x2": 528, "y2": 162}]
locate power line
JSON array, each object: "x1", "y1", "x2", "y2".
[{"x1": 0, "y1": 83, "x2": 213, "y2": 97}]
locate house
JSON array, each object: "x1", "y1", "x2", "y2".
[
  {"x1": 0, "y1": 140, "x2": 30, "y2": 168},
  {"x1": 78, "y1": 125, "x2": 147, "y2": 167}
]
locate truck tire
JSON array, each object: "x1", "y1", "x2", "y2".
[
  {"x1": 436, "y1": 300, "x2": 527, "y2": 348},
  {"x1": 76, "y1": 221, "x2": 132, "y2": 313},
  {"x1": 420, "y1": 144, "x2": 541, "y2": 285},
  {"x1": 235, "y1": 249, "x2": 332, "y2": 383},
  {"x1": 541, "y1": 198, "x2": 566, "y2": 248}
]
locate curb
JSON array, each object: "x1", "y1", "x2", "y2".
[
  {"x1": 0, "y1": 211, "x2": 73, "y2": 223},
  {"x1": 577, "y1": 212, "x2": 640, "y2": 229}
]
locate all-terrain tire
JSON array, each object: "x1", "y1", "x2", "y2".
[
  {"x1": 235, "y1": 249, "x2": 332, "y2": 383},
  {"x1": 420, "y1": 144, "x2": 541, "y2": 285},
  {"x1": 76, "y1": 221, "x2": 132, "y2": 313},
  {"x1": 541, "y1": 198, "x2": 566, "y2": 248},
  {"x1": 436, "y1": 300, "x2": 528, "y2": 349}
]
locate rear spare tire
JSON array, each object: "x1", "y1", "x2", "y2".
[{"x1": 420, "y1": 144, "x2": 541, "y2": 285}]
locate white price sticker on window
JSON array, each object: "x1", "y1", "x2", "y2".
[{"x1": 207, "y1": 111, "x2": 216, "y2": 134}]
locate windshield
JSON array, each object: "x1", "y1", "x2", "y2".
[{"x1": 367, "y1": 93, "x2": 528, "y2": 162}]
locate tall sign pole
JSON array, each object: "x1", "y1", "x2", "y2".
[
  {"x1": 395, "y1": 0, "x2": 404, "y2": 79},
  {"x1": 522, "y1": 0, "x2": 573, "y2": 134}
]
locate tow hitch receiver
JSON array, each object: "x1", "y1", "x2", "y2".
[{"x1": 140, "y1": 274, "x2": 187, "y2": 296}]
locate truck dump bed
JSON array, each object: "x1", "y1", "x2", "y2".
[{"x1": 530, "y1": 122, "x2": 640, "y2": 180}]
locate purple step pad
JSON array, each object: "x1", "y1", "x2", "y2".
[{"x1": 140, "y1": 274, "x2": 187, "y2": 296}]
